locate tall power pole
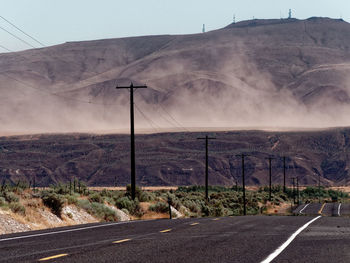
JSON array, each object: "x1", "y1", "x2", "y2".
[
  {"x1": 197, "y1": 135, "x2": 216, "y2": 201},
  {"x1": 266, "y1": 157, "x2": 274, "y2": 201},
  {"x1": 318, "y1": 173, "x2": 321, "y2": 203},
  {"x1": 236, "y1": 154, "x2": 248, "y2": 215},
  {"x1": 116, "y1": 82, "x2": 147, "y2": 200},
  {"x1": 292, "y1": 177, "x2": 296, "y2": 204},
  {"x1": 296, "y1": 177, "x2": 300, "y2": 204},
  {"x1": 283, "y1": 156, "x2": 286, "y2": 193}
]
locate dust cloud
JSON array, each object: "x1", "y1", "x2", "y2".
[{"x1": 1, "y1": 43, "x2": 350, "y2": 135}]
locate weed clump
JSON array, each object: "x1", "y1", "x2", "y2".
[
  {"x1": 9, "y1": 202, "x2": 25, "y2": 215},
  {"x1": 115, "y1": 196, "x2": 143, "y2": 217},
  {"x1": 41, "y1": 192, "x2": 64, "y2": 218},
  {"x1": 149, "y1": 202, "x2": 169, "y2": 213},
  {"x1": 4, "y1": 192, "x2": 19, "y2": 203},
  {"x1": 0, "y1": 197, "x2": 6, "y2": 207},
  {"x1": 88, "y1": 192, "x2": 104, "y2": 203},
  {"x1": 77, "y1": 199, "x2": 117, "y2": 221}
]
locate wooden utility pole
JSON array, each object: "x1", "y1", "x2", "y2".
[
  {"x1": 318, "y1": 174, "x2": 321, "y2": 203},
  {"x1": 296, "y1": 177, "x2": 300, "y2": 204},
  {"x1": 292, "y1": 177, "x2": 296, "y2": 204},
  {"x1": 266, "y1": 157, "x2": 274, "y2": 201},
  {"x1": 283, "y1": 156, "x2": 286, "y2": 193},
  {"x1": 236, "y1": 154, "x2": 248, "y2": 215},
  {"x1": 116, "y1": 82, "x2": 147, "y2": 200},
  {"x1": 197, "y1": 135, "x2": 216, "y2": 201}
]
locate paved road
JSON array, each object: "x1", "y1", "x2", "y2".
[
  {"x1": 340, "y1": 203, "x2": 350, "y2": 215},
  {"x1": 295, "y1": 202, "x2": 350, "y2": 216},
  {"x1": 295, "y1": 203, "x2": 322, "y2": 215},
  {"x1": 0, "y1": 216, "x2": 313, "y2": 263},
  {"x1": 275, "y1": 217, "x2": 350, "y2": 263},
  {"x1": 0, "y1": 215, "x2": 349, "y2": 262}
]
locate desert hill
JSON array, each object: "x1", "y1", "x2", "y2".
[
  {"x1": 1, "y1": 17, "x2": 350, "y2": 186},
  {"x1": 1, "y1": 17, "x2": 350, "y2": 132},
  {"x1": 1, "y1": 128, "x2": 350, "y2": 187}
]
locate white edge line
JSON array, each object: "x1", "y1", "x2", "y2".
[
  {"x1": 260, "y1": 216, "x2": 321, "y2": 263},
  {"x1": 0, "y1": 219, "x2": 152, "y2": 242},
  {"x1": 338, "y1": 203, "x2": 341, "y2": 216},
  {"x1": 299, "y1": 204, "x2": 309, "y2": 214}
]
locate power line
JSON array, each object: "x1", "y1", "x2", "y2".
[
  {"x1": 0, "y1": 15, "x2": 45, "y2": 47},
  {"x1": 159, "y1": 104, "x2": 190, "y2": 132},
  {"x1": 0, "y1": 18, "x2": 188, "y2": 133},
  {"x1": 0, "y1": 44, "x2": 13, "y2": 52},
  {"x1": 134, "y1": 103, "x2": 160, "y2": 132},
  {"x1": 136, "y1": 90, "x2": 190, "y2": 132},
  {"x1": 0, "y1": 18, "x2": 134, "y2": 109},
  {"x1": 1, "y1": 72, "x2": 115, "y2": 106},
  {"x1": 0, "y1": 24, "x2": 36, "y2": 49},
  {"x1": 135, "y1": 91, "x2": 184, "y2": 131},
  {"x1": 0, "y1": 18, "x2": 99, "y2": 82},
  {"x1": 2, "y1": 70, "x2": 188, "y2": 133}
]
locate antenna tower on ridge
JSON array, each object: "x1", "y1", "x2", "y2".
[{"x1": 202, "y1": 24, "x2": 205, "y2": 33}]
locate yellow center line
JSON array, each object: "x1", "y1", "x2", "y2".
[
  {"x1": 212, "y1": 218, "x2": 220, "y2": 221},
  {"x1": 318, "y1": 203, "x2": 326, "y2": 214},
  {"x1": 190, "y1": 223, "x2": 199, "y2": 226},
  {"x1": 160, "y1": 229, "x2": 172, "y2": 233},
  {"x1": 39, "y1": 254, "x2": 68, "y2": 261},
  {"x1": 113, "y1": 238, "x2": 131, "y2": 244}
]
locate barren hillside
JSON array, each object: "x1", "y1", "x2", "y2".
[
  {"x1": 1, "y1": 128, "x2": 350, "y2": 187},
  {"x1": 1, "y1": 17, "x2": 350, "y2": 132}
]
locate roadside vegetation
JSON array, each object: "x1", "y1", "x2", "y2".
[{"x1": 0, "y1": 180, "x2": 349, "y2": 224}]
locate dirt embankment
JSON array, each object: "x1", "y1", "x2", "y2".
[{"x1": 0, "y1": 192, "x2": 184, "y2": 235}]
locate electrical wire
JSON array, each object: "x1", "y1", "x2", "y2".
[
  {"x1": 137, "y1": 91, "x2": 190, "y2": 132},
  {"x1": 0, "y1": 17, "x2": 129, "y2": 107},
  {"x1": 0, "y1": 18, "x2": 189, "y2": 134},
  {"x1": 0, "y1": 15, "x2": 45, "y2": 47},
  {"x1": 2, "y1": 72, "x2": 116, "y2": 106},
  {"x1": 134, "y1": 103, "x2": 160, "y2": 133},
  {"x1": 0, "y1": 44, "x2": 13, "y2": 52},
  {"x1": 0, "y1": 24, "x2": 36, "y2": 49},
  {"x1": 159, "y1": 104, "x2": 190, "y2": 132},
  {"x1": 0, "y1": 17, "x2": 104, "y2": 82}
]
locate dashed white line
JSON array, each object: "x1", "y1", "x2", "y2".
[
  {"x1": 260, "y1": 216, "x2": 321, "y2": 263},
  {"x1": 0, "y1": 219, "x2": 152, "y2": 242},
  {"x1": 299, "y1": 204, "x2": 309, "y2": 214},
  {"x1": 338, "y1": 203, "x2": 342, "y2": 216}
]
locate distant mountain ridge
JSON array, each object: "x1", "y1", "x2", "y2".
[
  {"x1": 1, "y1": 17, "x2": 350, "y2": 132},
  {"x1": 1, "y1": 128, "x2": 350, "y2": 187}
]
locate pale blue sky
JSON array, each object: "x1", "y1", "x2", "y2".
[{"x1": 1, "y1": 0, "x2": 349, "y2": 52}]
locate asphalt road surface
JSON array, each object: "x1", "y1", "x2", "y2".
[
  {"x1": 295, "y1": 202, "x2": 350, "y2": 216},
  {"x1": 1, "y1": 215, "x2": 350, "y2": 263},
  {"x1": 275, "y1": 217, "x2": 350, "y2": 263}
]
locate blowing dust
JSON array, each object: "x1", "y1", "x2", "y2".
[{"x1": 0, "y1": 43, "x2": 349, "y2": 135}]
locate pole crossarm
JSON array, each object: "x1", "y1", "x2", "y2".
[{"x1": 116, "y1": 82, "x2": 147, "y2": 89}]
